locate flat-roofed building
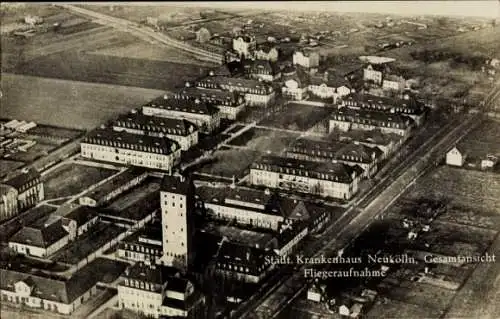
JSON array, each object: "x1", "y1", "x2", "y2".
[
  {"x1": 81, "y1": 128, "x2": 181, "y2": 172},
  {"x1": 142, "y1": 95, "x2": 221, "y2": 133},
  {"x1": 196, "y1": 76, "x2": 275, "y2": 107},
  {"x1": 329, "y1": 108, "x2": 414, "y2": 137},
  {"x1": 250, "y1": 156, "x2": 361, "y2": 200},
  {"x1": 113, "y1": 113, "x2": 198, "y2": 151},
  {"x1": 176, "y1": 86, "x2": 246, "y2": 120}
]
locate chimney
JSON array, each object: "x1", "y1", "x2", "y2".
[
  {"x1": 163, "y1": 94, "x2": 169, "y2": 100},
  {"x1": 264, "y1": 188, "x2": 270, "y2": 195},
  {"x1": 246, "y1": 251, "x2": 250, "y2": 261},
  {"x1": 424, "y1": 266, "x2": 429, "y2": 274}
]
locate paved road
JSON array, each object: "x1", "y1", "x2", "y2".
[
  {"x1": 231, "y1": 108, "x2": 483, "y2": 319},
  {"x1": 57, "y1": 4, "x2": 223, "y2": 64}
]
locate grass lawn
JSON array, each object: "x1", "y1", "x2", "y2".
[
  {"x1": 259, "y1": 104, "x2": 333, "y2": 131},
  {"x1": 197, "y1": 148, "x2": 261, "y2": 179},
  {"x1": 227, "y1": 127, "x2": 299, "y2": 154},
  {"x1": 1, "y1": 74, "x2": 164, "y2": 130},
  {"x1": 43, "y1": 163, "x2": 118, "y2": 199},
  {"x1": 52, "y1": 222, "x2": 126, "y2": 264}
]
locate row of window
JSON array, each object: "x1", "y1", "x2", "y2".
[{"x1": 251, "y1": 167, "x2": 353, "y2": 183}]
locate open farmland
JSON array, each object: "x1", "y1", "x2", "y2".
[
  {"x1": 457, "y1": 119, "x2": 500, "y2": 159},
  {"x1": 259, "y1": 103, "x2": 333, "y2": 131},
  {"x1": 1, "y1": 74, "x2": 164, "y2": 129},
  {"x1": 43, "y1": 162, "x2": 118, "y2": 199},
  {"x1": 227, "y1": 127, "x2": 299, "y2": 154},
  {"x1": 197, "y1": 148, "x2": 261, "y2": 179},
  {"x1": 5, "y1": 50, "x2": 208, "y2": 90},
  {"x1": 367, "y1": 298, "x2": 442, "y2": 319},
  {"x1": 88, "y1": 41, "x2": 215, "y2": 67},
  {"x1": 404, "y1": 166, "x2": 500, "y2": 213}
]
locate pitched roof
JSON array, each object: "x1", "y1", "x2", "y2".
[
  {"x1": 83, "y1": 128, "x2": 180, "y2": 155},
  {"x1": 244, "y1": 59, "x2": 280, "y2": 75},
  {"x1": 330, "y1": 107, "x2": 414, "y2": 128},
  {"x1": 62, "y1": 206, "x2": 98, "y2": 226},
  {"x1": 282, "y1": 67, "x2": 310, "y2": 87},
  {"x1": 310, "y1": 72, "x2": 351, "y2": 88},
  {"x1": 161, "y1": 175, "x2": 192, "y2": 195},
  {"x1": 196, "y1": 76, "x2": 274, "y2": 93},
  {"x1": 9, "y1": 219, "x2": 68, "y2": 248},
  {"x1": 144, "y1": 95, "x2": 220, "y2": 116},
  {"x1": 123, "y1": 263, "x2": 180, "y2": 286},
  {"x1": 217, "y1": 241, "x2": 272, "y2": 275},
  {"x1": 252, "y1": 156, "x2": 359, "y2": 183},
  {"x1": 176, "y1": 87, "x2": 244, "y2": 106},
  {"x1": 2, "y1": 168, "x2": 40, "y2": 191},
  {"x1": 113, "y1": 113, "x2": 198, "y2": 136}
]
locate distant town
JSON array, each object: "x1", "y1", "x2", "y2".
[{"x1": 1, "y1": 2, "x2": 499, "y2": 319}]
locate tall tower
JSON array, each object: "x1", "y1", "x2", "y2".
[{"x1": 160, "y1": 174, "x2": 195, "y2": 271}]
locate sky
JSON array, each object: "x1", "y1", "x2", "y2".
[{"x1": 75, "y1": 1, "x2": 500, "y2": 18}]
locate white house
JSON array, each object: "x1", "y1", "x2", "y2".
[{"x1": 446, "y1": 146, "x2": 466, "y2": 167}]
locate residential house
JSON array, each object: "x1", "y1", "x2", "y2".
[
  {"x1": 446, "y1": 146, "x2": 466, "y2": 167},
  {"x1": 113, "y1": 112, "x2": 199, "y2": 151},
  {"x1": 195, "y1": 27, "x2": 211, "y2": 43},
  {"x1": 81, "y1": 128, "x2": 181, "y2": 172},
  {"x1": 142, "y1": 95, "x2": 221, "y2": 133}
]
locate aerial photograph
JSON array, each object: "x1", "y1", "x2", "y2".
[{"x1": 0, "y1": 1, "x2": 499, "y2": 318}]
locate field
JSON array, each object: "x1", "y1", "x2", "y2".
[
  {"x1": 437, "y1": 207, "x2": 500, "y2": 230},
  {"x1": 197, "y1": 148, "x2": 261, "y2": 179},
  {"x1": 5, "y1": 49, "x2": 208, "y2": 91},
  {"x1": 457, "y1": 119, "x2": 500, "y2": 159},
  {"x1": 52, "y1": 222, "x2": 126, "y2": 264},
  {"x1": 259, "y1": 104, "x2": 332, "y2": 131},
  {"x1": 1, "y1": 74, "x2": 164, "y2": 129},
  {"x1": 367, "y1": 298, "x2": 442, "y2": 319},
  {"x1": 227, "y1": 128, "x2": 300, "y2": 154},
  {"x1": 43, "y1": 163, "x2": 118, "y2": 199},
  {"x1": 0, "y1": 159, "x2": 24, "y2": 175},
  {"x1": 89, "y1": 41, "x2": 215, "y2": 67},
  {"x1": 404, "y1": 166, "x2": 500, "y2": 213}
]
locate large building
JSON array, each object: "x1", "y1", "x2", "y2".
[
  {"x1": 112, "y1": 113, "x2": 199, "y2": 151},
  {"x1": 329, "y1": 108, "x2": 414, "y2": 137},
  {"x1": 293, "y1": 49, "x2": 320, "y2": 69},
  {"x1": 339, "y1": 129, "x2": 403, "y2": 159},
  {"x1": 341, "y1": 93, "x2": 426, "y2": 125},
  {"x1": 1, "y1": 168, "x2": 44, "y2": 216},
  {"x1": 243, "y1": 59, "x2": 281, "y2": 82},
  {"x1": 176, "y1": 86, "x2": 246, "y2": 120},
  {"x1": 250, "y1": 156, "x2": 361, "y2": 200},
  {"x1": 254, "y1": 43, "x2": 279, "y2": 62},
  {"x1": 117, "y1": 262, "x2": 205, "y2": 318},
  {"x1": 118, "y1": 223, "x2": 163, "y2": 263},
  {"x1": 196, "y1": 76, "x2": 275, "y2": 107},
  {"x1": 81, "y1": 128, "x2": 181, "y2": 172},
  {"x1": 232, "y1": 35, "x2": 256, "y2": 58},
  {"x1": 142, "y1": 95, "x2": 221, "y2": 133},
  {"x1": 282, "y1": 66, "x2": 310, "y2": 101},
  {"x1": 1, "y1": 265, "x2": 100, "y2": 315},
  {"x1": 308, "y1": 71, "x2": 353, "y2": 103},
  {"x1": 160, "y1": 175, "x2": 196, "y2": 271},
  {"x1": 0, "y1": 184, "x2": 18, "y2": 222},
  {"x1": 286, "y1": 139, "x2": 383, "y2": 178},
  {"x1": 196, "y1": 186, "x2": 311, "y2": 230}
]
